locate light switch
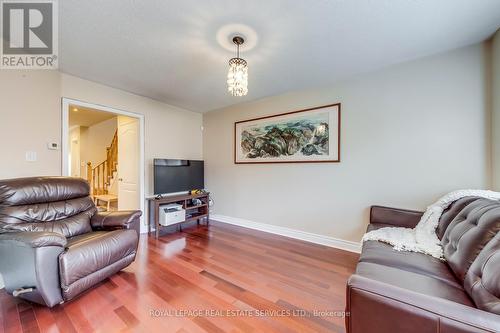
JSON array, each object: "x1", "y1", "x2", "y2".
[{"x1": 25, "y1": 151, "x2": 37, "y2": 162}]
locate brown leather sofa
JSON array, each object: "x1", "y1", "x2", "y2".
[
  {"x1": 0, "y1": 177, "x2": 142, "y2": 307},
  {"x1": 346, "y1": 197, "x2": 500, "y2": 333}
]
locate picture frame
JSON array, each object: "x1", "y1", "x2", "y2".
[{"x1": 234, "y1": 103, "x2": 341, "y2": 164}]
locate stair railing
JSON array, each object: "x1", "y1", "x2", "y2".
[{"x1": 86, "y1": 130, "x2": 118, "y2": 195}]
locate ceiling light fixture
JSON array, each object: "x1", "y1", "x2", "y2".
[{"x1": 227, "y1": 36, "x2": 248, "y2": 97}]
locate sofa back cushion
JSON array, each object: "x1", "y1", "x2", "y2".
[
  {"x1": 441, "y1": 199, "x2": 500, "y2": 282},
  {"x1": 437, "y1": 197, "x2": 481, "y2": 240},
  {"x1": 463, "y1": 232, "x2": 500, "y2": 314},
  {"x1": 0, "y1": 177, "x2": 96, "y2": 238}
]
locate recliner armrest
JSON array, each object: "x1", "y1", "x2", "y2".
[
  {"x1": 0, "y1": 231, "x2": 65, "y2": 307},
  {"x1": 91, "y1": 210, "x2": 142, "y2": 231},
  {"x1": 346, "y1": 274, "x2": 500, "y2": 333},
  {"x1": 370, "y1": 205, "x2": 423, "y2": 228},
  {"x1": 0, "y1": 231, "x2": 66, "y2": 248}
]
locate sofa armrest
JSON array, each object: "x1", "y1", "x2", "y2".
[
  {"x1": 346, "y1": 274, "x2": 500, "y2": 333},
  {"x1": 370, "y1": 205, "x2": 423, "y2": 228},
  {"x1": 0, "y1": 231, "x2": 66, "y2": 248},
  {"x1": 91, "y1": 210, "x2": 142, "y2": 231}
]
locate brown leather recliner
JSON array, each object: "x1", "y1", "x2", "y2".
[
  {"x1": 0, "y1": 177, "x2": 142, "y2": 307},
  {"x1": 346, "y1": 197, "x2": 500, "y2": 333}
]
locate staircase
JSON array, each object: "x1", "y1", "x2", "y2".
[{"x1": 87, "y1": 130, "x2": 118, "y2": 195}]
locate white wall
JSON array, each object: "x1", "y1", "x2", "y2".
[
  {"x1": 82, "y1": 117, "x2": 117, "y2": 169},
  {"x1": 492, "y1": 30, "x2": 500, "y2": 190},
  {"x1": 203, "y1": 44, "x2": 491, "y2": 243}
]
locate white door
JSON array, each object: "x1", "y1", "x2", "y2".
[
  {"x1": 69, "y1": 127, "x2": 81, "y2": 177},
  {"x1": 117, "y1": 116, "x2": 140, "y2": 210}
]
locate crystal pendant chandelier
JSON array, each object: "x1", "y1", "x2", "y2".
[{"x1": 227, "y1": 36, "x2": 248, "y2": 97}]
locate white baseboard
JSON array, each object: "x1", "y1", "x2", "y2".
[{"x1": 211, "y1": 214, "x2": 361, "y2": 253}]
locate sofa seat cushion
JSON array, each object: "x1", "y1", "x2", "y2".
[
  {"x1": 360, "y1": 239, "x2": 462, "y2": 289},
  {"x1": 65, "y1": 231, "x2": 107, "y2": 246},
  {"x1": 59, "y1": 230, "x2": 138, "y2": 289},
  {"x1": 365, "y1": 223, "x2": 461, "y2": 287},
  {"x1": 355, "y1": 261, "x2": 474, "y2": 306},
  {"x1": 366, "y1": 223, "x2": 394, "y2": 232}
]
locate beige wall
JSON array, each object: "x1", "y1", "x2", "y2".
[
  {"x1": 0, "y1": 41, "x2": 495, "y2": 245},
  {"x1": 492, "y1": 30, "x2": 500, "y2": 190},
  {"x1": 0, "y1": 71, "x2": 62, "y2": 179},
  {"x1": 203, "y1": 44, "x2": 491, "y2": 243},
  {"x1": 0, "y1": 71, "x2": 203, "y2": 196}
]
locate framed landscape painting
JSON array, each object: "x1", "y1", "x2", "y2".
[{"x1": 234, "y1": 103, "x2": 341, "y2": 164}]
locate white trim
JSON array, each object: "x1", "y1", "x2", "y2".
[
  {"x1": 61, "y1": 98, "x2": 147, "y2": 233},
  {"x1": 211, "y1": 214, "x2": 362, "y2": 253}
]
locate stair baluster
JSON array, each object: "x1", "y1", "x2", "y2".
[{"x1": 86, "y1": 130, "x2": 118, "y2": 196}]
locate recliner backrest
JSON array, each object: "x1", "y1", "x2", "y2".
[{"x1": 0, "y1": 177, "x2": 96, "y2": 238}]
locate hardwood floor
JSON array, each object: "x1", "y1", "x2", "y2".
[{"x1": 0, "y1": 221, "x2": 359, "y2": 333}]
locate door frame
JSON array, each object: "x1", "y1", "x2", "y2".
[{"x1": 61, "y1": 97, "x2": 146, "y2": 233}]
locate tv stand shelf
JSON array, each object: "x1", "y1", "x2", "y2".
[
  {"x1": 147, "y1": 192, "x2": 210, "y2": 238},
  {"x1": 186, "y1": 203, "x2": 207, "y2": 210}
]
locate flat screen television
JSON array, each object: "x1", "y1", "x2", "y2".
[{"x1": 153, "y1": 159, "x2": 204, "y2": 195}]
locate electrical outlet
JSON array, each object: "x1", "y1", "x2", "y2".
[{"x1": 47, "y1": 142, "x2": 60, "y2": 150}]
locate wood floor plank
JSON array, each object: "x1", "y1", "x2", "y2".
[
  {"x1": 32, "y1": 306, "x2": 59, "y2": 333},
  {"x1": 17, "y1": 303, "x2": 39, "y2": 333},
  {"x1": 114, "y1": 306, "x2": 139, "y2": 328},
  {"x1": 0, "y1": 221, "x2": 357, "y2": 333},
  {"x1": 50, "y1": 306, "x2": 77, "y2": 333},
  {"x1": 2, "y1": 293, "x2": 23, "y2": 333}
]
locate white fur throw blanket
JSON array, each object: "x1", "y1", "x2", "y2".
[{"x1": 362, "y1": 190, "x2": 500, "y2": 259}]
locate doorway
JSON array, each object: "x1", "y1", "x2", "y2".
[{"x1": 61, "y1": 98, "x2": 145, "y2": 232}]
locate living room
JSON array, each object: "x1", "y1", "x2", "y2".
[{"x1": 0, "y1": 1, "x2": 499, "y2": 332}]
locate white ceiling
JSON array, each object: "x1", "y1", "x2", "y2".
[
  {"x1": 59, "y1": 0, "x2": 500, "y2": 113},
  {"x1": 68, "y1": 105, "x2": 115, "y2": 127}
]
